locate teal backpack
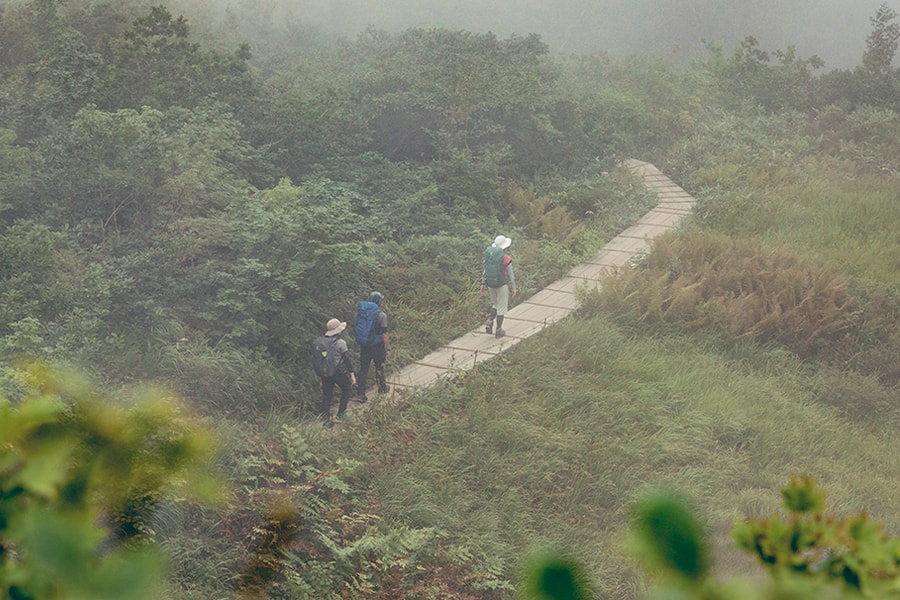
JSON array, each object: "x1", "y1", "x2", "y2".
[{"x1": 483, "y1": 245, "x2": 507, "y2": 288}]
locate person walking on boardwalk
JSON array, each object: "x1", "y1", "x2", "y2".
[
  {"x1": 481, "y1": 234, "x2": 517, "y2": 338},
  {"x1": 354, "y1": 291, "x2": 391, "y2": 403},
  {"x1": 311, "y1": 318, "x2": 356, "y2": 427}
]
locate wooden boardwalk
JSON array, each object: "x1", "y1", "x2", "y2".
[{"x1": 384, "y1": 159, "x2": 696, "y2": 393}]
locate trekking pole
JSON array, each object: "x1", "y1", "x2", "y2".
[{"x1": 375, "y1": 367, "x2": 388, "y2": 394}]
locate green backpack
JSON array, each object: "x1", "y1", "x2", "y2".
[{"x1": 483, "y1": 245, "x2": 507, "y2": 288}]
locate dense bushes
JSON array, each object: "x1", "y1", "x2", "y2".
[{"x1": 0, "y1": 3, "x2": 668, "y2": 415}]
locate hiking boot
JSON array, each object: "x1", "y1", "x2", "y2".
[
  {"x1": 378, "y1": 384, "x2": 390, "y2": 394},
  {"x1": 495, "y1": 328, "x2": 505, "y2": 338},
  {"x1": 324, "y1": 419, "x2": 335, "y2": 428},
  {"x1": 336, "y1": 411, "x2": 346, "y2": 420},
  {"x1": 355, "y1": 395, "x2": 368, "y2": 403}
]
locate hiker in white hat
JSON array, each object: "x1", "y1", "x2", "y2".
[
  {"x1": 311, "y1": 318, "x2": 356, "y2": 427},
  {"x1": 480, "y1": 234, "x2": 517, "y2": 338}
]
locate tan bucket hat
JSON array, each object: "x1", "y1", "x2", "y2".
[{"x1": 325, "y1": 318, "x2": 346, "y2": 336}]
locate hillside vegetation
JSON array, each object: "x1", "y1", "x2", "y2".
[{"x1": 1, "y1": 1, "x2": 898, "y2": 598}]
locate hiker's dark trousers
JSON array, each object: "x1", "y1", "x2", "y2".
[
  {"x1": 321, "y1": 372, "x2": 353, "y2": 419},
  {"x1": 357, "y1": 343, "x2": 386, "y2": 398}
]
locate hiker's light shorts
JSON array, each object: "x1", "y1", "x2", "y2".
[{"x1": 489, "y1": 284, "x2": 510, "y2": 316}]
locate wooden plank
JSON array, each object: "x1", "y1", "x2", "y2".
[
  {"x1": 647, "y1": 184, "x2": 686, "y2": 193},
  {"x1": 546, "y1": 276, "x2": 600, "y2": 295},
  {"x1": 414, "y1": 346, "x2": 479, "y2": 370},
  {"x1": 568, "y1": 261, "x2": 619, "y2": 281},
  {"x1": 443, "y1": 330, "x2": 517, "y2": 353},
  {"x1": 657, "y1": 197, "x2": 694, "y2": 204},
  {"x1": 498, "y1": 317, "x2": 556, "y2": 340},
  {"x1": 387, "y1": 363, "x2": 453, "y2": 388},
  {"x1": 636, "y1": 210, "x2": 687, "y2": 228},
  {"x1": 617, "y1": 222, "x2": 675, "y2": 239},
  {"x1": 510, "y1": 304, "x2": 575, "y2": 328},
  {"x1": 386, "y1": 159, "x2": 695, "y2": 395},
  {"x1": 584, "y1": 248, "x2": 635, "y2": 267},
  {"x1": 524, "y1": 288, "x2": 580, "y2": 308},
  {"x1": 603, "y1": 235, "x2": 654, "y2": 254}
]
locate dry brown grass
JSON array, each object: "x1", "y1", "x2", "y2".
[{"x1": 582, "y1": 231, "x2": 857, "y2": 360}]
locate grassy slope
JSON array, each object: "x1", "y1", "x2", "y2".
[
  {"x1": 305, "y1": 166, "x2": 900, "y2": 598},
  {"x1": 313, "y1": 317, "x2": 899, "y2": 596},
  {"x1": 708, "y1": 172, "x2": 900, "y2": 297}
]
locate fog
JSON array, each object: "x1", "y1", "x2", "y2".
[{"x1": 235, "y1": 0, "x2": 900, "y2": 69}]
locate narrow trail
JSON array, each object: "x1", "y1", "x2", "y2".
[{"x1": 367, "y1": 159, "x2": 696, "y2": 402}]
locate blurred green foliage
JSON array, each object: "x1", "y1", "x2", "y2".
[
  {"x1": 733, "y1": 474, "x2": 900, "y2": 596},
  {"x1": 521, "y1": 553, "x2": 592, "y2": 600},
  {"x1": 527, "y1": 476, "x2": 899, "y2": 600},
  {"x1": 631, "y1": 491, "x2": 710, "y2": 583},
  {"x1": 0, "y1": 362, "x2": 220, "y2": 600}
]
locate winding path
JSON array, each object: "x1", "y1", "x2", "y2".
[{"x1": 383, "y1": 159, "x2": 696, "y2": 393}]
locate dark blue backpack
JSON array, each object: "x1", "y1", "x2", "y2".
[{"x1": 354, "y1": 301, "x2": 383, "y2": 347}]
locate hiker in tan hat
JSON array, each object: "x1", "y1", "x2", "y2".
[
  {"x1": 481, "y1": 234, "x2": 517, "y2": 338},
  {"x1": 310, "y1": 318, "x2": 356, "y2": 427}
]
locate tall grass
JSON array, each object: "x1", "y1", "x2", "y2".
[
  {"x1": 712, "y1": 172, "x2": 900, "y2": 297},
  {"x1": 312, "y1": 314, "x2": 900, "y2": 599},
  {"x1": 172, "y1": 155, "x2": 900, "y2": 599}
]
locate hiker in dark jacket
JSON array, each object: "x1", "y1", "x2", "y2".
[
  {"x1": 318, "y1": 318, "x2": 355, "y2": 427},
  {"x1": 355, "y1": 291, "x2": 391, "y2": 403},
  {"x1": 481, "y1": 235, "x2": 517, "y2": 338}
]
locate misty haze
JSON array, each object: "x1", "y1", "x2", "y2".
[{"x1": 243, "y1": 0, "x2": 898, "y2": 68}]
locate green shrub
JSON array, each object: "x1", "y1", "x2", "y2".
[
  {"x1": 666, "y1": 110, "x2": 817, "y2": 196},
  {"x1": 521, "y1": 552, "x2": 592, "y2": 600},
  {"x1": 533, "y1": 477, "x2": 900, "y2": 600},
  {"x1": 556, "y1": 53, "x2": 696, "y2": 160},
  {"x1": 733, "y1": 475, "x2": 900, "y2": 596},
  {"x1": 694, "y1": 37, "x2": 824, "y2": 114},
  {"x1": 0, "y1": 363, "x2": 220, "y2": 600},
  {"x1": 155, "y1": 339, "x2": 298, "y2": 417}
]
